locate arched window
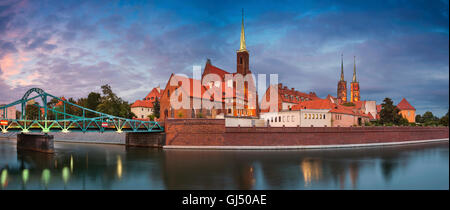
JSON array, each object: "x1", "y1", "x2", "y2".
[
  {"x1": 271, "y1": 117, "x2": 273, "y2": 122},
  {"x1": 304, "y1": 114, "x2": 307, "y2": 119},
  {"x1": 267, "y1": 119, "x2": 270, "y2": 125},
  {"x1": 323, "y1": 114, "x2": 326, "y2": 119},
  {"x1": 279, "y1": 116, "x2": 281, "y2": 122},
  {"x1": 275, "y1": 117, "x2": 277, "y2": 122},
  {"x1": 308, "y1": 114, "x2": 311, "y2": 119}
]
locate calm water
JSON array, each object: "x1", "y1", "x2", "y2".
[{"x1": 0, "y1": 139, "x2": 448, "y2": 190}]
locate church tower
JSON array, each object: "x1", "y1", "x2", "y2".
[
  {"x1": 337, "y1": 53, "x2": 347, "y2": 102},
  {"x1": 237, "y1": 9, "x2": 250, "y2": 75},
  {"x1": 350, "y1": 56, "x2": 360, "y2": 102}
]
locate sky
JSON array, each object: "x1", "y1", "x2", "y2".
[{"x1": 0, "y1": 0, "x2": 448, "y2": 116}]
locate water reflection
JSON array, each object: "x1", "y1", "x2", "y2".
[
  {"x1": 1, "y1": 169, "x2": 7, "y2": 189},
  {"x1": 116, "y1": 155, "x2": 122, "y2": 179},
  {"x1": 0, "y1": 139, "x2": 448, "y2": 190},
  {"x1": 300, "y1": 159, "x2": 322, "y2": 187}
]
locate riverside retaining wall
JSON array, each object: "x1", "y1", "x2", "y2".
[{"x1": 164, "y1": 119, "x2": 449, "y2": 147}]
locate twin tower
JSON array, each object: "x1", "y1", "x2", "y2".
[{"x1": 337, "y1": 54, "x2": 360, "y2": 103}]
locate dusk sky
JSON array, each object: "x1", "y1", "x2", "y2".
[{"x1": 0, "y1": 0, "x2": 448, "y2": 116}]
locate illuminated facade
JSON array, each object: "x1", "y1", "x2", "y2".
[
  {"x1": 350, "y1": 56, "x2": 360, "y2": 102},
  {"x1": 337, "y1": 54, "x2": 347, "y2": 102}
]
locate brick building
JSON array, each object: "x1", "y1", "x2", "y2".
[
  {"x1": 159, "y1": 11, "x2": 258, "y2": 120},
  {"x1": 260, "y1": 83, "x2": 320, "y2": 113},
  {"x1": 131, "y1": 87, "x2": 163, "y2": 120},
  {"x1": 397, "y1": 98, "x2": 416, "y2": 123}
]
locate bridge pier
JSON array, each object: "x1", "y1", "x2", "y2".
[
  {"x1": 17, "y1": 133, "x2": 54, "y2": 153},
  {"x1": 125, "y1": 132, "x2": 166, "y2": 148}
]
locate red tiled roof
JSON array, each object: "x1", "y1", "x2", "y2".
[
  {"x1": 292, "y1": 98, "x2": 335, "y2": 110},
  {"x1": 397, "y1": 98, "x2": 415, "y2": 110},
  {"x1": 169, "y1": 74, "x2": 221, "y2": 101},
  {"x1": 144, "y1": 88, "x2": 164, "y2": 101},
  {"x1": 203, "y1": 63, "x2": 230, "y2": 79},
  {"x1": 131, "y1": 100, "x2": 154, "y2": 108}
]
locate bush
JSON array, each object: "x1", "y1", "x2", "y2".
[{"x1": 177, "y1": 111, "x2": 184, "y2": 118}]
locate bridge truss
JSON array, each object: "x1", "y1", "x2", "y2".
[{"x1": 0, "y1": 88, "x2": 163, "y2": 133}]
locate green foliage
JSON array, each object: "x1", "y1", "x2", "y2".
[
  {"x1": 177, "y1": 111, "x2": 184, "y2": 118},
  {"x1": 379, "y1": 97, "x2": 406, "y2": 126},
  {"x1": 97, "y1": 84, "x2": 135, "y2": 119},
  {"x1": 25, "y1": 103, "x2": 40, "y2": 120},
  {"x1": 416, "y1": 110, "x2": 447, "y2": 126},
  {"x1": 439, "y1": 110, "x2": 449, "y2": 126},
  {"x1": 196, "y1": 112, "x2": 204, "y2": 118},
  {"x1": 85, "y1": 92, "x2": 101, "y2": 117},
  {"x1": 147, "y1": 114, "x2": 155, "y2": 121}
]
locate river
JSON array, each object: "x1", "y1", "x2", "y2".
[{"x1": 0, "y1": 139, "x2": 448, "y2": 190}]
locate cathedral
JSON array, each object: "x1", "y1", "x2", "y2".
[{"x1": 337, "y1": 55, "x2": 360, "y2": 103}]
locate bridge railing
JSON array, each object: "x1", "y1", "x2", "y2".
[{"x1": 0, "y1": 88, "x2": 163, "y2": 133}]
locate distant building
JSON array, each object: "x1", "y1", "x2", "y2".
[
  {"x1": 131, "y1": 87, "x2": 163, "y2": 120},
  {"x1": 337, "y1": 54, "x2": 347, "y2": 103},
  {"x1": 397, "y1": 98, "x2": 416, "y2": 123},
  {"x1": 350, "y1": 56, "x2": 360, "y2": 102},
  {"x1": 260, "y1": 83, "x2": 320, "y2": 113},
  {"x1": 261, "y1": 97, "x2": 372, "y2": 127},
  {"x1": 0, "y1": 105, "x2": 16, "y2": 119},
  {"x1": 159, "y1": 11, "x2": 258, "y2": 120}
]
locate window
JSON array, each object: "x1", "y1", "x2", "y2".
[
  {"x1": 141, "y1": 115, "x2": 144, "y2": 118},
  {"x1": 283, "y1": 116, "x2": 285, "y2": 122},
  {"x1": 267, "y1": 119, "x2": 270, "y2": 125},
  {"x1": 308, "y1": 114, "x2": 311, "y2": 119},
  {"x1": 292, "y1": 115, "x2": 295, "y2": 121},
  {"x1": 275, "y1": 117, "x2": 277, "y2": 122},
  {"x1": 287, "y1": 116, "x2": 290, "y2": 122},
  {"x1": 240, "y1": 57, "x2": 243, "y2": 64},
  {"x1": 271, "y1": 117, "x2": 273, "y2": 122},
  {"x1": 323, "y1": 114, "x2": 325, "y2": 119},
  {"x1": 304, "y1": 114, "x2": 307, "y2": 119},
  {"x1": 167, "y1": 90, "x2": 170, "y2": 97},
  {"x1": 279, "y1": 116, "x2": 281, "y2": 122}
]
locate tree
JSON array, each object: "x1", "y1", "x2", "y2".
[
  {"x1": 439, "y1": 110, "x2": 449, "y2": 126},
  {"x1": 85, "y1": 92, "x2": 101, "y2": 117},
  {"x1": 153, "y1": 98, "x2": 160, "y2": 119},
  {"x1": 379, "y1": 98, "x2": 403, "y2": 125},
  {"x1": 25, "y1": 103, "x2": 40, "y2": 120},
  {"x1": 97, "y1": 84, "x2": 135, "y2": 118}
]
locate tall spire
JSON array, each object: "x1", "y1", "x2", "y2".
[
  {"x1": 352, "y1": 56, "x2": 357, "y2": 82},
  {"x1": 238, "y1": 8, "x2": 247, "y2": 52},
  {"x1": 340, "y1": 53, "x2": 344, "y2": 81}
]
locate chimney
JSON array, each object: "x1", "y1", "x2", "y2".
[{"x1": 206, "y1": 58, "x2": 211, "y2": 65}]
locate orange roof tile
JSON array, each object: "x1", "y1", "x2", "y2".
[
  {"x1": 292, "y1": 98, "x2": 335, "y2": 110},
  {"x1": 397, "y1": 98, "x2": 415, "y2": 110},
  {"x1": 131, "y1": 99, "x2": 154, "y2": 108}
]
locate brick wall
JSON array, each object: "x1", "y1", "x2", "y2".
[{"x1": 164, "y1": 119, "x2": 449, "y2": 146}]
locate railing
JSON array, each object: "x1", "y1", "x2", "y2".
[{"x1": 0, "y1": 88, "x2": 163, "y2": 133}]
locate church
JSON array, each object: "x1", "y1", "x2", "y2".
[{"x1": 158, "y1": 10, "x2": 258, "y2": 121}]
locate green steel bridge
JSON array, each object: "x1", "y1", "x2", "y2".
[{"x1": 0, "y1": 88, "x2": 163, "y2": 134}]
